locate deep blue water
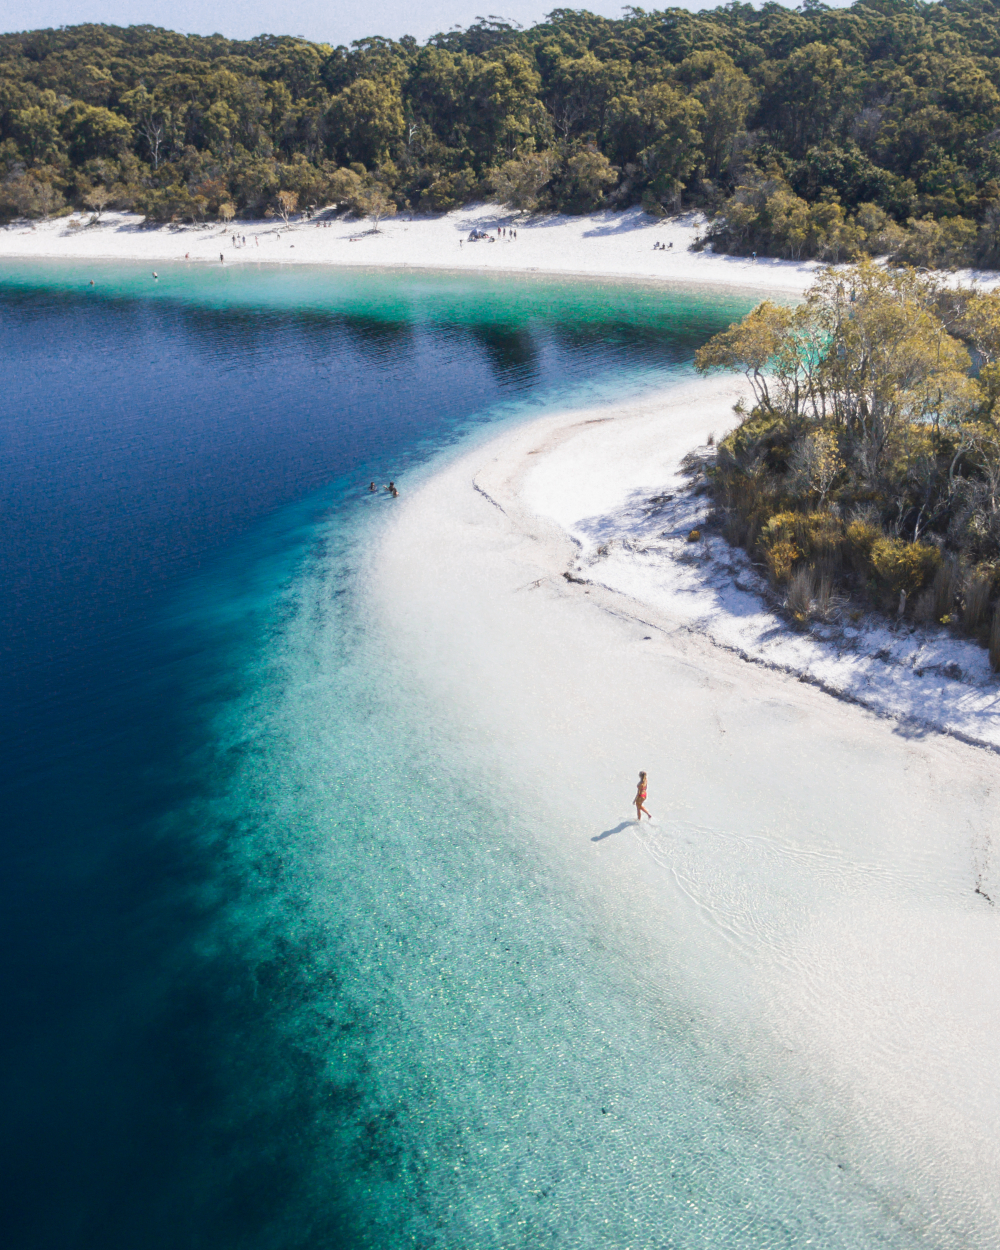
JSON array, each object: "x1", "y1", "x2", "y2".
[{"x1": 2, "y1": 263, "x2": 768, "y2": 1249}]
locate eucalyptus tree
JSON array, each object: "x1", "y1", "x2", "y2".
[{"x1": 8, "y1": 3, "x2": 1000, "y2": 243}]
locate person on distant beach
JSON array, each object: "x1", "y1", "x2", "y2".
[
  {"x1": 220, "y1": 252, "x2": 224, "y2": 263},
  {"x1": 634, "y1": 771, "x2": 651, "y2": 821}
]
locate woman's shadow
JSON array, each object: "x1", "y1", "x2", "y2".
[{"x1": 592, "y1": 820, "x2": 633, "y2": 842}]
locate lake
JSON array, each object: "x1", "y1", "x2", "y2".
[{"x1": 1, "y1": 262, "x2": 935, "y2": 1249}]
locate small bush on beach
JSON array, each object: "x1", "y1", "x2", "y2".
[
  {"x1": 766, "y1": 537, "x2": 799, "y2": 583},
  {"x1": 867, "y1": 537, "x2": 940, "y2": 598},
  {"x1": 845, "y1": 519, "x2": 880, "y2": 569},
  {"x1": 759, "y1": 510, "x2": 846, "y2": 579},
  {"x1": 697, "y1": 261, "x2": 1000, "y2": 658}
]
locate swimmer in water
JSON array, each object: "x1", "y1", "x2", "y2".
[
  {"x1": 634, "y1": 771, "x2": 651, "y2": 821},
  {"x1": 369, "y1": 482, "x2": 377, "y2": 492}
]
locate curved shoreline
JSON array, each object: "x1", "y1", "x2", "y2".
[
  {"x1": 542, "y1": 403, "x2": 1000, "y2": 750},
  {"x1": 368, "y1": 372, "x2": 1000, "y2": 1242},
  {"x1": 0, "y1": 204, "x2": 820, "y2": 294},
  {"x1": 11, "y1": 203, "x2": 1000, "y2": 306},
  {"x1": 454, "y1": 372, "x2": 1000, "y2": 755}
]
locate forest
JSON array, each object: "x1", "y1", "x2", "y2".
[
  {"x1": 696, "y1": 263, "x2": 1000, "y2": 661},
  {"x1": 7, "y1": 3, "x2": 1000, "y2": 264}
]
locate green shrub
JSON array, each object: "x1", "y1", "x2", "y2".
[
  {"x1": 759, "y1": 509, "x2": 844, "y2": 579},
  {"x1": 867, "y1": 537, "x2": 940, "y2": 595},
  {"x1": 718, "y1": 409, "x2": 795, "y2": 468},
  {"x1": 800, "y1": 511, "x2": 844, "y2": 562},
  {"x1": 760, "y1": 511, "x2": 798, "y2": 545},
  {"x1": 845, "y1": 519, "x2": 881, "y2": 566}
]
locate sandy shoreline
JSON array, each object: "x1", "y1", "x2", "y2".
[
  {"x1": 0, "y1": 203, "x2": 821, "y2": 294},
  {"x1": 369, "y1": 373, "x2": 1000, "y2": 1241},
  {"x1": 520, "y1": 380, "x2": 1000, "y2": 757},
  {"x1": 8, "y1": 202, "x2": 1000, "y2": 298},
  {"x1": 422, "y1": 370, "x2": 1000, "y2": 756},
  {"x1": 7, "y1": 201, "x2": 998, "y2": 1230}
]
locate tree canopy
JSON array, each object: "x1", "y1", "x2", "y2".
[
  {"x1": 696, "y1": 262, "x2": 1000, "y2": 658},
  {"x1": 5, "y1": 4, "x2": 1000, "y2": 260}
]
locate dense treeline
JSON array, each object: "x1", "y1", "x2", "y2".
[
  {"x1": 8, "y1": 4, "x2": 1000, "y2": 262},
  {"x1": 696, "y1": 263, "x2": 1000, "y2": 661}
]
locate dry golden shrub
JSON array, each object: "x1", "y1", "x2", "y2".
[
  {"x1": 766, "y1": 539, "x2": 799, "y2": 582},
  {"x1": 846, "y1": 519, "x2": 881, "y2": 567},
  {"x1": 867, "y1": 537, "x2": 940, "y2": 596}
]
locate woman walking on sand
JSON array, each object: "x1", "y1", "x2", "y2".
[{"x1": 634, "y1": 771, "x2": 651, "y2": 821}]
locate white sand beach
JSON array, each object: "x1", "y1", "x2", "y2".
[
  {"x1": 523, "y1": 381, "x2": 1000, "y2": 756},
  {"x1": 0, "y1": 203, "x2": 821, "y2": 293},
  {"x1": 9, "y1": 199, "x2": 1000, "y2": 300},
  {"x1": 368, "y1": 375, "x2": 1000, "y2": 1243},
  {"x1": 7, "y1": 195, "x2": 999, "y2": 1234}
]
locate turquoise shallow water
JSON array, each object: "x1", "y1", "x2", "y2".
[
  {"x1": 217, "y1": 548, "x2": 931, "y2": 1249},
  {"x1": 0, "y1": 262, "x2": 933, "y2": 1247}
]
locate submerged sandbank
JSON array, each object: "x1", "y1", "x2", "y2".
[{"x1": 368, "y1": 373, "x2": 1000, "y2": 1243}]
